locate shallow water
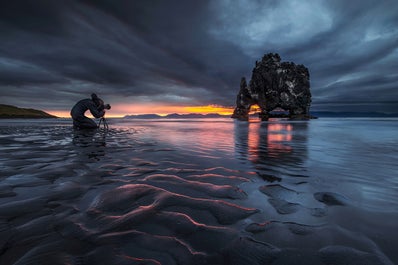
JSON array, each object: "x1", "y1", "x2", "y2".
[{"x1": 0, "y1": 117, "x2": 397, "y2": 265}]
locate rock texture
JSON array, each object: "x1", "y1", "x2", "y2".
[{"x1": 232, "y1": 53, "x2": 312, "y2": 120}]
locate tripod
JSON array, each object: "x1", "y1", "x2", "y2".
[{"x1": 98, "y1": 117, "x2": 109, "y2": 130}]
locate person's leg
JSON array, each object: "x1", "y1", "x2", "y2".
[{"x1": 73, "y1": 116, "x2": 98, "y2": 129}]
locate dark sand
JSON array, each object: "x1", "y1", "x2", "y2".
[{"x1": 0, "y1": 119, "x2": 397, "y2": 265}]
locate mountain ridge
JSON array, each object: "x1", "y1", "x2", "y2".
[
  {"x1": 124, "y1": 111, "x2": 398, "y2": 119},
  {"x1": 124, "y1": 113, "x2": 232, "y2": 119},
  {"x1": 0, "y1": 104, "x2": 58, "y2": 119}
]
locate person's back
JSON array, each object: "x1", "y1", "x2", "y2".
[{"x1": 71, "y1": 98, "x2": 104, "y2": 120}]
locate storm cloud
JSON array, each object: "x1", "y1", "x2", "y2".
[{"x1": 0, "y1": 0, "x2": 397, "y2": 113}]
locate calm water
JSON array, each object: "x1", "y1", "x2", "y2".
[{"x1": 0, "y1": 117, "x2": 397, "y2": 264}]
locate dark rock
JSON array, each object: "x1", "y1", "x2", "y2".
[
  {"x1": 256, "y1": 172, "x2": 282, "y2": 182},
  {"x1": 232, "y1": 53, "x2": 312, "y2": 121},
  {"x1": 314, "y1": 192, "x2": 349, "y2": 206}
]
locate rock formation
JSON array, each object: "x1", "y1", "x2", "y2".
[{"x1": 232, "y1": 53, "x2": 312, "y2": 120}]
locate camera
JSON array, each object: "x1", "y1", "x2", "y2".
[{"x1": 98, "y1": 103, "x2": 111, "y2": 111}]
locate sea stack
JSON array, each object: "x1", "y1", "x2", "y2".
[{"x1": 232, "y1": 53, "x2": 312, "y2": 121}]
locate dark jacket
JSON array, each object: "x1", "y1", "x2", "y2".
[{"x1": 70, "y1": 99, "x2": 105, "y2": 119}]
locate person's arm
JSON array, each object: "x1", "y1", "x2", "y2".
[{"x1": 88, "y1": 101, "x2": 105, "y2": 118}]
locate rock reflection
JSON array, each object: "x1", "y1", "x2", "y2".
[
  {"x1": 266, "y1": 123, "x2": 293, "y2": 158},
  {"x1": 234, "y1": 120, "x2": 308, "y2": 167}
]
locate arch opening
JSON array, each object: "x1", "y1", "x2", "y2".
[
  {"x1": 248, "y1": 104, "x2": 262, "y2": 115},
  {"x1": 269, "y1": 107, "x2": 290, "y2": 118}
]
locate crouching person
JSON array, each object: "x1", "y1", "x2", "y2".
[{"x1": 70, "y1": 93, "x2": 111, "y2": 129}]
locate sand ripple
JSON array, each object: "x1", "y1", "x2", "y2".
[{"x1": 0, "y1": 123, "x2": 396, "y2": 264}]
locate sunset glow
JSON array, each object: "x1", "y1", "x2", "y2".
[
  {"x1": 267, "y1": 123, "x2": 293, "y2": 157},
  {"x1": 45, "y1": 104, "x2": 234, "y2": 118},
  {"x1": 182, "y1": 105, "x2": 234, "y2": 115}
]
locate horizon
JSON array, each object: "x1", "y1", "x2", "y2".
[
  {"x1": 43, "y1": 105, "x2": 398, "y2": 119},
  {"x1": 45, "y1": 107, "x2": 398, "y2": 119},
  {"x1": 44, "y1": 104, "x2": 235, "y2": 118},
  {"x1": 3, "y1": 102, "x2": 398, "y2": 119}
]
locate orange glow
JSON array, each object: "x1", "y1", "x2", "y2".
[
  {"x1": 45, "y1": 110, "x2": 122, "y2": 118},
  {"x1": 268, "y1": 134, "x2": 292, "y2": 142},
  {"x1": 143, "y1": 119, "x2": 235, "y2": 156},
  {"x1": 183, "y1": 105, "x2": 234, "y2": 115},
  {"x1": 267, "y1": 123, "x2": 293, "y2": 157},
  {"x1": 268, "y1": 124, "x2": 293, "y2": 132},
  {"x1": 247, "y1": 122, "x2": 261, "y2": 161},
  {"x1": 248, "y1": 104, "x2": 261, "y2": 115},
  {"x1": 45, "y1": 104, "x2": 234, "y2": 118},
  {"x1": 45, "y1": 110, "x2": 70, "y2": 118}
]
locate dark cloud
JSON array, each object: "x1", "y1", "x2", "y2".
[
  {"x1": 0, "y1": 0, "x2": 68, "y2": 35},
  {"x1": 0, "y1": 0, "x2": 397, "y2": 113}
]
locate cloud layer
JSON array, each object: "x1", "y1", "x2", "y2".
[{"x1": 1, "y1": 0, "x2": 397, "y2": 113}]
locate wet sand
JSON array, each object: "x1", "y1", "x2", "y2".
[{"x1": 0, "y1": 119, "x2": 397, "y2": 264}]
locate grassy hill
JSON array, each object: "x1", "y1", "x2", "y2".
[{"x1": 0, "y1": 104, "x2": 58, "y2": 119}]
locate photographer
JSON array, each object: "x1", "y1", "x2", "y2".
[{"x1": 70, "y1": 93, "x2": 111, "y2": 129}]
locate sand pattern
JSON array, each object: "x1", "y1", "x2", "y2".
[{"x1": 0, "y1": 123, "x2": 396, "y2": 265}]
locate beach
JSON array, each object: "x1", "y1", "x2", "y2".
[{"x1": 0, "y1": 117, "x2": 397, "y2": 265}]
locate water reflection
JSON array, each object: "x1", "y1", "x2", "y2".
[
  {"x1": 127, "y1": 120, "x2": 235, "y2": 155},
  {"x1": 234, "y1": 120, "x2": 308, "y2": 168},
  {"x1": 266, "y1": 123, "x2": 293, "y2": 158},
  {"x1": 72, "y1": 129, "x2": 107, "y2": 160}
]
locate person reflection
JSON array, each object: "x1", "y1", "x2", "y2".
[
  {"x1": 234, "y1": 120, "x2": 308, "y2": 168},
  {"x1": 72, "y1": 128, "x2": 106, "y2": 161}
]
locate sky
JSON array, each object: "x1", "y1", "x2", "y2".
[{"x1": 0, "y1": 0, "x2": 397, "y2": 117}]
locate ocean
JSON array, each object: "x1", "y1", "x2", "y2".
[{"x1": 0, "y1": 117, "x2": 397, "y2": 265}]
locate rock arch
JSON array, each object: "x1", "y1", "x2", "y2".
[{"x1": 231, "y1": 53, "x2": 312, "y2": 121}]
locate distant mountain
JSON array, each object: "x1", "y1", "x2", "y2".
[
  {"x1": 124, "y1": 111, "x2": 398, "y2": 119},
  {"x1": 124, "y1": 113, "x2": 230, "y2": 119},
  {"x1": 311, "y1": 111, "x2": 398, "y2": 118},
  {"x1": 124, "y1": 114, "x2": 163, "y2": 119},
  {"x1": 165, "y1": 113, "x2": 230, "y2": 119},
  {"x1": 0, "y1": 104, "x2": 58, "y2": 119}
]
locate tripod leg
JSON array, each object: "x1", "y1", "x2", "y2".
[
  {"x1": 98, "y1": 118, "x2": 108, "y2": 130},
  {"x1": 104, "y1": 119, "x2": 109, "y2": 130}
]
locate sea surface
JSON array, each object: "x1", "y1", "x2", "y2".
[{"x1": 0, "y1": 117, "x2": 397, "y2": 265}]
